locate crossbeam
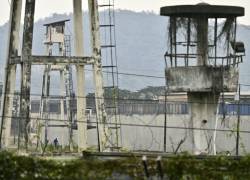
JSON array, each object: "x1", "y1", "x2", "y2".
[{"x1": 11, "y1": 56, "x2": 95, "y2": 65}]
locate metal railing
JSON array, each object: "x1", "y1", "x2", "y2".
[{"x1": 165, "y1": 52, "x2": 244, "y2": 68}]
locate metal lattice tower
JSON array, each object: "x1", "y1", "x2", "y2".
[{"x1": 98, "y1": 0, "x2": 121, "y2": 151}]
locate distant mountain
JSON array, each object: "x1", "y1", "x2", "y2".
[{"x1": 0, "y1": 10, "x2": 249, "y2": 93}]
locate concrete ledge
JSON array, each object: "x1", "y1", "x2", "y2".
[{"x1": 166, "y1": 66, "x2": 238, "y2": 92}]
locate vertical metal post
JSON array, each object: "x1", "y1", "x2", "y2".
[
  {"x1": 173, "y1": 17, "x2": 177, "y2": 67},
  {"x1": 19, "y1": 0, "x2": 36, "y2": 151},
  {"x1": 236, "y1": 84, "x2": 241, "y2": 156},
  {"x1": 0, "y1": 0, "x2": 22, "y2": 149},
  {"x1": 169, "y1": 17, "x2": 173, "y2": 67},
  {"x1": 214, "y1": 18, "x2": 217, "y2": 66},
  {"x1": 73, "y1": 0, "x2": 87, "y2": 151},
  {"x1": 163, "y1": 87, "x2": 167, "y2": 152},
  {"x1": 233, "y1": 18, "x2": 237, "y2": 66},
  {"x1": 88, "y1": 0, "x2": 109, "y2": 152},
  {"x1": 186, "y1": 18, "x2": 191, "y2": 67},
  {"x1": 226, "y1": 26, "x2": 230, "y2": 66}
]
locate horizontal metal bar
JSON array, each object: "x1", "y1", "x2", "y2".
[
  {"x1": 100, "y1": 24, "x2": 115, "y2": 27},
  {"x1": 82, "y1": 151, "x2": 243, "y2": 160},
  {"x1": 102, "y1": 65, "x2": 117, "y2": 68},
  {"x1": 165, "y1": 53, "x2": 243, "y2": 60},
  {"x1": 103, "y1": 86, "x2": 117, "y2": 89},
  {"x1": 109, "y1": 126, "x2": 121, "y2": 129},
  {"x1": 11, "y1": 55, "x2": 95, "y2": 65},
  {"x1": 105, "y1": 106, "x2": 117, "y2": 109},
  {"x1": 101, "y1": 45, "x2": 116, "y2": 48},
  {"x1": 99, "y1": 4, "x2": 114, "y2": 7},
  {"x1": 48, "y1": 125, "x2": 69, "y2": 128}
]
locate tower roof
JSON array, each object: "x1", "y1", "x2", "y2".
[
  {"x1": 43, "y1": 19, "x2": 70, "y2": 27},
  {"x1": 160, "y1": 4, "x2": 244, "y2": 18}
]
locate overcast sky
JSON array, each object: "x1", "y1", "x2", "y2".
[{"x1": 0, "y1": 0, "x2": 249, "y2": 25}]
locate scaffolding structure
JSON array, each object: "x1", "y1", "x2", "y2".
[{"x1": 99, "y1": 0, "x2": 121, "y2": 151}]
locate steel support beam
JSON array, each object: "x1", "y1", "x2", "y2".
[
  {"x1": 73, "y1": 0, "x2": 87, "y2": 152},
  {"x1": 0, "y1": 0, "x2": 22, "y2": 148},
  {"x1": 88, "y1": 0, "x2": 109, "y2": 152},
  {"x1": 19, "y1": 0, "x2": 36, "y2": 151}
]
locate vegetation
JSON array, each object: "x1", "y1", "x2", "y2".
[
  {"x1": 87, "y1": 86, "x2": 165, "y2": 101},
  {"x1": 1, "y1": 151, "x2": 250, "y2": 179}
]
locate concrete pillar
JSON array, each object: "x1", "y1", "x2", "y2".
[
  {"x1": 88, "y1": 0, "x2": 110, "y2": 152},
  {"x1": 0, "y1": 0, "x2": 22, "y2": 148},
  {"x1": 73, "y1": 0, "x2": 87, "y2": 151},
  {"x1": 60, "y1": 70, "x2": 65, "y2": 122},
  {"x1": 63, "y1": 67, "x2": 74, "y2": 151},
  {"x1": 196, "y1": 16, "x2": 208, "y2": 66},
  {"x1": 19, "y1": 0, "x2": 36, "y2": 151},
  {"x1": 188, "y1": 92, "x2": 219, "y2": 154}
]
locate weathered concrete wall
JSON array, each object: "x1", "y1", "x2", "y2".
[
  {"x1": 26, "y1": 113, "x2": 250, "y2": 155},
  {"x1": 167, "y1": 66, "x2": 239, "y2": 92},
  {"x1": 116, "y1": 114, "x2": 250, "y2": 155}
]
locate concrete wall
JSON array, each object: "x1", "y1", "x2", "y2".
[
  {"x1": 167, "y1": 66, "x2": 239, "y2": 92},
  {"x1": 27, "y1": 112, "x2": 250, "y2": 155},
  {"x1": 117, "y1": 114, "x2": 250, "y2": 155}
]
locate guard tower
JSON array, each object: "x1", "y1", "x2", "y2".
[
  {"x1": 39, "y1": 20, "x2": 75, "y2": 150},
  {"x1": 43, "y1": 19, "x2": 70, "y2": 56},
  {"x1": 161, "y1": 3, "x2": 245, "y2": 154}
]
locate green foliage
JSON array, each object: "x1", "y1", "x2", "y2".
[
  {"x1": 0, "y1": 151, "x2": 143, "y2": 180},
  {"x1": 118, "y1": 86, "x2": 165, "y2": 100},
  {"x1": 1, "y1": 151, "x2": 250, "y2": 179},
  {"x1": 87, "y1": 86, "x2": 165, "y2": 101}
]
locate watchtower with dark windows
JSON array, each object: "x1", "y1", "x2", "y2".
[{"x1": 43, "y1": 20, "x2": 71, "y2": 56}]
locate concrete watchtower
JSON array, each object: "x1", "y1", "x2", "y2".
[
  {"x1": 160, "y1": 3, "x2": 245, "y2": 154},
  {"x1": 43, "y1": 20, "x2": 70, "y2": 56}
]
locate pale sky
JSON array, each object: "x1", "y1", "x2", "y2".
[{"x1": 0, "y1": 0, "x2": 250, "y2": 25}]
